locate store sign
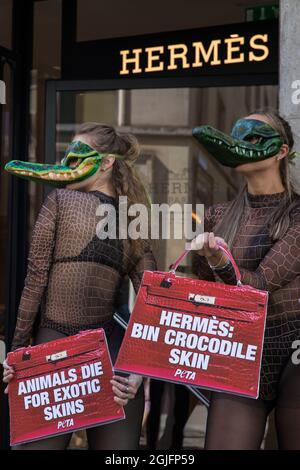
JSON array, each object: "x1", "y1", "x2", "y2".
[
  {"x1": 62, "y1": 19, "x2": 278, "y2": 86},
  {"x1": 120, "y1": 33, "x2": 270, "y2": 76}
]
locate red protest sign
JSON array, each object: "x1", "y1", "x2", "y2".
[
  {"x1": 115, "y1": 270, "x2": 268, "y2": 398},
  {"x1": 7, "y1": 329, "x2": 124, "y2": 446}
]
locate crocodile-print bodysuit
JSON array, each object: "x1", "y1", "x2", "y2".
[
  {"x1": 12, "y1": 188, "x2": 156, "y2": 351},
  {"x1": 195, "y1": 191, "x2": 300, "y2": 401}
]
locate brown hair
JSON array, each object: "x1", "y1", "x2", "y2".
[
  {"x1": 214, "y1": 109, "x2": 299, "y2": 247},
  {"x1": 75, "y1": 122, "x2": 151, "y2": 260}
]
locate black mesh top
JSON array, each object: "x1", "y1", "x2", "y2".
[{"x1": 12, "y1": 188, "x2": 157, "y2": 350}]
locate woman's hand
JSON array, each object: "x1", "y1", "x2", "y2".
[
  {"x1": 191, "y1": 232, "x2": 229, "y2": 268},
  {"x1": 3, "y1": 359, "x2": 15, "y2": 394},
  {"x1": 110, "y1": 374, "x2": 143, "y2": 406}
]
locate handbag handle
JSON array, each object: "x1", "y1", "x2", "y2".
[{"x1": 169, "y1": 240, "x2": 242, "y2": 285}]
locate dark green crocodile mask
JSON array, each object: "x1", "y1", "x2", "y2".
[
  {"x1": 192, "y1": 118, "x2": 284, "y2": 168},
  {"x1": 5, "y1": 140, "x2": 123, "y2": 186}
]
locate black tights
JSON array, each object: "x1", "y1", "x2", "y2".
[
  {"x1": 14, "y1": 327, "x2": 144, "y2": 450},
  {"x1": 146, "y1": 381, "x2": 190, "y2": 449},
  {"x1": 205, "y1": 361, "x2": 300, "y2": 450}
]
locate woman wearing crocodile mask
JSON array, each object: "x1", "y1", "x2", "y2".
[
  {"x1": 3, "y1": 123, "x2": 156, "y2": 450},
  {"x1": 192, "y1": 110, "x2": 300, "y2": 450}
]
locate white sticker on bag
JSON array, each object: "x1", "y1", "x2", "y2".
[
  {"x1": 46, "y1": 350, "x2": 68, "y2": 362},
  {"x1": 188, "y1": 293, "x2": 216, "y2": 305}
]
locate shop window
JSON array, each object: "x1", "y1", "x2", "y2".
[
  {"x1": 56, "y1": 90, "x2": 118, "y2": 161},
  {"x1": 130, "y1": 89, "x2": 190, "y2": 128}
]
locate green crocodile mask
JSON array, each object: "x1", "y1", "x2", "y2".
[
  {"x1": 5, "y1": 140, "x2": 123, "y2": 186},
  {"x1": 192, "y1": 118, "x2": 284, "y2": 168}
]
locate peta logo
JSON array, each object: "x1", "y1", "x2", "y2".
[
  {"x1": 188, "y1": 293, "x2": 216, "y2": 305},
  {"x1": 0, "y1": 80, "x2": 6, "y2": 105},
  {"x1": 57, "y1": 419, "x2": 74, "y2": 430}
]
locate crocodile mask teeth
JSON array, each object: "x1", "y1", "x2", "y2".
[
  {"x1": 5, "y1": 156, "x2": 103, "y2": 187},
  {"x1": 192, "y1": 119, "x2": 284, "y2": 168},
  {"x1": 4, "y1": 140, "x2": 116, "y2": 186}
]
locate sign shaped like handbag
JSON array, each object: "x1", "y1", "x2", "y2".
[
  {"x1": 115, "y1": 244, "x2": 268, "y2": 398},
  {"x1": 7, "y1": 329, "x2": 124, "y2": 446}
]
